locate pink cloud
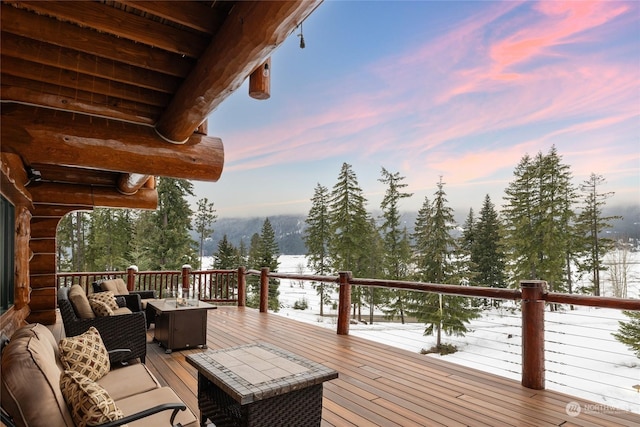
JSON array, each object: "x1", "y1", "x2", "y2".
[{"x1": 218, "y1": 1, "x2": 638, "y2": 197}]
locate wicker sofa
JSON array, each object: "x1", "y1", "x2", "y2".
[
  {"x1": 0, "y1": 323, "x2": 197, "y2": 427},
  {"x1": 57, "y1": 285, "x2": 147, "y2": 364}
]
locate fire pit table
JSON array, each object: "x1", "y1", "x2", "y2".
[{"x1": 186, "y1": 342, "x2": 338, "y2": 427}]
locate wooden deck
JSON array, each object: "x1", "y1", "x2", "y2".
[{"x1": 142, "y1": 306, "x2": 638, "y2": 427}]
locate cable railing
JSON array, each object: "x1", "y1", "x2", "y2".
[{"x1": 57, "y1": 265, "x2": 639, "y2": 410}]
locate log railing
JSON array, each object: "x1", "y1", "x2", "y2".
[
  {"x1": 57, "y1": 265, "x2": 241, "y2": 304},
  {"x1": 245, "y1": 268, "x2": 640, "y2": 391}
]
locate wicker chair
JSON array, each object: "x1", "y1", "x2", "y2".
[
  {"x1": 57, "y1": 286, "x2": 147, "y2": 364},
  {"x1": 93, "y1": 280, "x2": 158, "y2": 328}
]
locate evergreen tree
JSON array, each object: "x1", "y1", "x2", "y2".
[
  {"x1": 502, "y1": 146, "x2": 576, "y2": 295},
  {"x1": 379, "y1": 168, "x2": 413, "y2": 279},
  {"x1": 246, "y1": 219, "x2": 280, "y2": 311},
  {"x1": 378, "y1": 168, "x2": 413, "y2": 324},
  {"x1": 327, "y1": 163, "x2": 371, "y2": 276},
  {"x1": 576, "y1": 173, "x2": 620, "y2": 296},
  {"x1": 246, "y1": 233, "x2": 262, "y2": 307},
  {"x1": 473, "y1": 195, "x2": 506, "y2": 305},
  {"x1": 303, "y1": 183, "x2": 333, "y2": 316},
  {"x1": 613, "y1": 311, "x2": 640, "y2": 358},
  {"x1": 58, "y1": 211, "x2": 91, "y2": 272},
  {"x1": 213, "y1": 234, "x2": 239, "y2": 269},
  {"x1": 129, "y1": 210, "x2": 156, "y2": 271},
  {"x1": 327, "y1": 163, "x2": 372, "y2": 319},
  {"x1": 194, "y1": 198, "x2": 217, "y2": 269},
  {"x1": 409, "y1": 178, "x2": 479, "y2": 349},
  {"x1": 86, "y1": 208, "x2": 134, "y2": 271},
  {"x1": 141, "y1": 178, "x2": 198, "y2": 270}
]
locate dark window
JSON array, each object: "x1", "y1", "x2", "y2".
[{"x1": 1, "y1": 195, "x2": 15, "y2": 313}]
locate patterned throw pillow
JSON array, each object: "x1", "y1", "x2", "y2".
[
  {"x1": 60, "y1": 370, "x2": 126, "y2": 427},
  {"x1": 89, "y1": 291, "x2": 119, "y2": 311},
  {"x1": 59, "y1": 327, "x2": 110, "y2": 381},
  {"x1": 89, "y1": 299, "x2": 114, "y2": 317}
]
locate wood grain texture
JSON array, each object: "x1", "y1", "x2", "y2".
[{"x1": 142, "y1": 307, "x2": 639, "y2": 427}]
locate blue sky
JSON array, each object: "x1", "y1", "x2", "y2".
[{"x1": 193, "y1": 0, "x2": 640, "y2": 219}]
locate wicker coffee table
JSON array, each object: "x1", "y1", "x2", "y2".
[{"x1": 186, "y1": 342, "x2": 338, "y2": 427}]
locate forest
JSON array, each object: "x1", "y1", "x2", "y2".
[{"x1": 58, "y1": 146, "x2": 639, "y2": 352}]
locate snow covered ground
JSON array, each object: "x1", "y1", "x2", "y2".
[{"x1": 270, "y1": 254, "x2": 640, "y2": 415}]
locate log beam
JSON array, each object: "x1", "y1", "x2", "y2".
[
  {"x1": 1, "y1": 104, "x2": 224, "y2": 182},
  {"x1": 155, "y1": 0, "x2": 322, "y2": 143},
  {"x1": 1, "y1": 152, "x2": 32, "y2": 208},
  {"x1": 29, "y1": 183, "x2": 158, "y2": 210}
]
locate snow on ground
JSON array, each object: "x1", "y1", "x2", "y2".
[{"x1": 273, "y1": 254, "x2": 640, "y2": 414}]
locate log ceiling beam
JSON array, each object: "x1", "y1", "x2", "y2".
[
  {"x1": 29, "y1": 183, "x2": 158, "y2": 210},
  {"x1": 156, "y1": 0, "x2": 322, "y2": 143},
  {"x1": 1, "y1": 77, "x2": 160, "y2": 125},
  {"x1": 121, "y1": 1, "x2": 226, "y2": 35},
  {"x1": 1, "y1": 32, "x2": 179, "y2": 94},
  {"x1": 1, "y1": 104, "x2": 224, "y2": 182},
  {"x1": 1, "y1": 56, "x2": 170, "y2": 108},
  {"x1": 0, "y1": 5, "x2": 193, "y2": 78},
  {"x1": 13, "y1": 1, "x2": 209, "y2": 58}
]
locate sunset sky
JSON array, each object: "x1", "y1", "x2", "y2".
[{"x1": 194, "y1": 0, "x2": 640, "y2": 219}]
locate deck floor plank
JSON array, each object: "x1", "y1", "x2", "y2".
[{"x1": 143, "y1": 307, "x2": 638, "y2": 427}]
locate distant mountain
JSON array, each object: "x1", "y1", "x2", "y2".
[
  {"x1": 193, "y1": 204, "x2": 640, "y2": 257},
  {"x1": 194, "y1": 215, "x2": 307, "y2": 256}
]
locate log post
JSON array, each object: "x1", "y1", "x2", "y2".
[
  {"x1": 259, "y1": 267, "x2": 269, "y2": 313},
  {"x1": 126, "y1": 265, "x2": 137, "y2": 292},
  {"x1": 521, "y1": 280, "x2": 546, "y2": 390},
  {"x1": 182, "y1": 264, "x2": 191, "y2": 296},
  {"x1": 337, "y1": 271, "x2": 352, "y2": 335},
  {"x1": 237, "y1": 266, "x2": 246, "y2": 307}
]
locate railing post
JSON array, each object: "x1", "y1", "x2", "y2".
[
  {"x1": 337, "y1": 271, "x2": 352, "y2": 335},
  {"x1": 259, "y1": 267, "x2": 269, "y2": 313},
  {"x1": 237, "y1": 266, "x2": 246, "y2": 307},
  {"x1": 521, "y1": 280, "x2": 546, "y2": 390},
  {"x1": 126, "y1": 265, "x2": 137, "y2": 291},
  {"x1": 182, "y1": 264, "x2": 191, "y2": 296}
]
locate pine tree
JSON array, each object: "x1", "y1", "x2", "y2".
[
  {"x1": 503, "y1": 147, "x2": 577, "y2": 295},
  {"x1": 409, "y1": 178, "x2": 479, "y2": 349},
  {"x1": 327, "y1": 163, "x2": 372, "y2": 320},
  {"x1": 141, "y1": 178, "x2": 198, "y2": 270},
  {"x1": 246, "y1": 218, "x2": 280, "y2": 311},
  {"x1": 474, "y1": 195, "x2": 506, "y2": 305},
  {"x1": 576, "y1": 173, "x2": 620, "y2": 296},
  {"x1": 246, "y1": 233, "x2": 262, "y2": 308},
  {"x1": 194, "y1": 198, "x2": 217, "y2": 269},
  {"x1": 86, "y1": 208, "x2": 134, "y2": 271},
  {"x1": 613, "y1": 311, "x2": 640, "y2": 358},
  {"x1": 59, "y1": 211, "x2": 91, "y2": 272},
  {"x1": 378, "y1": 168, "x2": 413, "y2": 324},
  {"x1": 303, "y1": 183, "x2": 333, "y2": 316},
  {"x1": 213, "y1": 235, "x2": 238, "y2": 269},
  {"x1": 327, "y1": 163, "x2": 371, "y2": 275}
]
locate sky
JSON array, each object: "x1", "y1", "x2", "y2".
[{"x1": 193, "y1": 0, "x2": 640, "y2": 219}]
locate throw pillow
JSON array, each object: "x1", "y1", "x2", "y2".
[
  {"x1": 68, "y1": 285, "x2": 96, "y2": 319},
  {"x1": 59, "y1": 327, "x2": 110, "y2": 381},
  {"x1": 100, "y1": 279, "x2": 129, "y2": 295},
  {"x1": 89, "y1": 299, "x2": 114, "y2": 317},
  {"x1": 89, "y1": 291, "x2": 119, "y2": 311},
  {"x1": 60, "y1": 370, "x2": 126, "y2": 427}
]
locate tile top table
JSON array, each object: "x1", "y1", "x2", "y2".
[{"x1": 186, "y1": 342, "x2": 338, "y2": 405}]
